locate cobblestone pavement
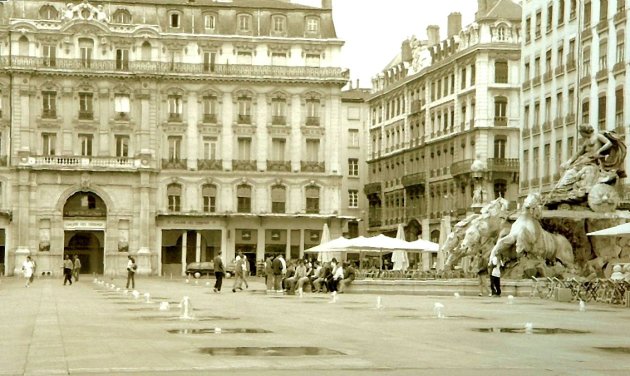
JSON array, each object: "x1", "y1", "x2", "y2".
[{"x1": 1, "y1": 275, "x2": 629, "y2": 376}]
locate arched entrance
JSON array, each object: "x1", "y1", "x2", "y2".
[
  {"x1": 63, "y1": 191, "x2": 107, "y2": 275},
  {"x1": 65, "y1": 232, "x2": 103, "y2": 274}
]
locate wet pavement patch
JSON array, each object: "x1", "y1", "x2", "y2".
[
  {"x1": 473, "y1": 327, "x2": 589, "y2": 334},
  {"x1": 137, "y1": 315, "x2": 239, "y2": 321},
  {"x1": 198, "y1": 346, "x2": 345, "y2": 356},
  {"x1": 594, "y1": 347, "x2": 630, "y2": 354},
  {"x1": 128, "y1": 307, "x2": 202, "y2": 312},
  {"x1": 168, "y1": 328, "x2": 271, "y2": 334},
  {"x1": 547, "y1": 307, "x2": 615, "y2": 313},
  {"x1": 396, "y1": 315, "x2": 485, "y2": 320}
]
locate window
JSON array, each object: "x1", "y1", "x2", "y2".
[
  {"x1": 470, "y1": 64, "x2": 475, "y2": 84},
  {"x1": 557, "y1": 45, "x2": 564, "y2": 67},
  {"x1": 204, "y1": 13, "x2": 216, "y2": 30},
  {"x1": 460, "y1": 67, "x2": 466, "y2": 88},
  {"x1": 525, "y1": 17, "x2": 531, "y2": 42},
  {"x1": 305, "y1": 185, "x2": 320, "y2": 214},
  {"x1": 113, "y1": 9, "x2": 132, "y2": 24},
  {"x1": 598, "y1": 95, "x2": 607, "y2": 130},
  {"x1": 116, "y1": 49, "x2": 129, "y2": 70},
  {"x1": 547, "y1": 5, "x2": 553, "y2": 32},
  {"x1": 523, "y1": 150, "x2": 529, "y2": 181},
  {"x1": 238, "y1": 14, "x2": 251, "y2": 32},
  {"x1": 568, "y1": 88, "x2": 575, "y2": 114},
  {"x1": 615, "y1": 30, "x2": 626, "y2": 64},
  {"x1": 584, "y1": 1, "x2": 591, "y2": 27},
  {"x1": 42, "y1": 133, "x2": 56, "y2": 155},
  {"x1": 237, "y1": 51, "x2": 252, "y2": 65},
  {"x1": 202, "y1": 136, "x2": 217, "y2": 160},
  {"x1": 558, "y1": 0, "x2": 565, "y2": 24},
  {"x1": 170, "y1": 12, "x2": 180, "y2": 28},
  {"x1": 271, "y1": 97, "x2": 287, "y2": 125},
  {"x1": 79, "y1": 38, "x2": 93, "y2": 68},
  {"x1": 524, "y1": 105, "x2": 530, "y2": 129},
  {"x1": 237, "y1": 137, "x2": 251, "y2": 160},
  {"x1": 114, "y1": 94, "x2": 130, "y2": 119},
  {"x1": 202, "y1": 95, "x2": 217, "y2": 123},
  {"x1": 568, "y1": 39, "x2": 576, "y2": 64},
  {"x1": 305, "y1": 53, "x2": 321, "y2": 67},
  {"x1": 494, "y1": 180, "x2": 507, "y2": 199},
  {"x1": 556, "y1": 92, "x2": 564, "y2": 118},
  {"x1": 237, "y1": 95, "x2": 252, "y2": 124},
  {"x1": 534, "y1": 56, "x2": 541, "y2": 77},
  {"x1": 599, "y1": 39, "x2": 608, "y2": 71},
  {"x1": 271, "y1": 185, "x2": 286, "y2": 213},
  {"x1": 18, "y1": 36, "x2": 28, "y2": 56},
  {"x1": 42, "y1": 91, "x2": 56, "y2": 118},
  {"x1": 79, "y1": 92, "x2": 93, "y2": 119},
  {"x1": 203, "y1": 51, "x2": 216, "y2": 72},
  {"x1": 168, "y1": 136, "x2": 181, "y2": 162},
  {"x1": 306, "y1": 139, "x2": 320, "y2": 162},
  {"x1": 271, "y1": 138, "x2": 286, "y2": 161},
  {"x1": 79, "y1": 134, "x2": 93, "y2": 156},
  {"x1": 42, "y1": 45, "x2": 56, "y2": 67},
  {"x1": 495, "y1": 60, "x2": 508, "y2": 83},
  {"x1": 497, "y1": 25, "x2": 508, "y2": 41},
  {"x1": 494, "y1": 136, "x2": 506, "y2": 159},
  {"x1": 556, "y1": 140, "x2": 563, "y2": 170},
  {"x1": 582, "y1": 46, "x2": 591, "y2": 77},
  {"x1": 535, "y1": 10, "x2": 541, "y2": 37},
  {"x1": 237, "y1": 184, "x2": 252, "y2": 213},
  {"x1": 545, "y1": 97, "x2": 552, "y2": 123},
  {"x1": 546, "y1": 50, "x2": 552, "y2": 74},
  {"x1": 524, "y1": 62, "x2": 530, "y2": 81},
  {"x1": 349, "y1": 129, "x2": 359, "y2": 147},
  {"x1": 533, "y1": 146, "x2": 540, "y2": 179},
  {"x1": 141, "y1": 41, "x2": 151, "y2": 61},
  {"x1": 494, "y1": 96, "x2": 507, "y2": 125},
  {"x1": 619, "y1": 0, "x2": 626, "y2": 12},
  {"x1": 349, "y1": 190, "x2": 359, "y2": 208},
  {"x1": 306, "y1": 17, "x2": 320, "y2": 33},
  {"x1": 272, "y1": 15, "x2": 286, "y2": 33},
  {"x1": 39, "y1": 5, "x2": 58, "y2": 20},
  {"x1": 570, "y1": 0, "x2": 577, "y2": 18},
  {"x1": 544, "y1": 144, "x2": 551, "y2": 177},
  {"x1": 616, "y1": 88, "x2": 624, "y2": 128},
  {"x1": 115, "y1": 135, "x2": 129, "y2": 157},
  {"x1": 582, "y1": 100, "x2": 590, "y2": 124},
  {"x1": 168, "y1": 95, "x2": 182, "y2": 121},
  {"x1": 348, "y1": 158, "x2": 359, "y2": 176},
  {"x1": 202, "y1": 184, "x2": 217, "y2": 213},
  {"x1": 534, "y1": 102, "x2": 540, "y2": 126},
  {"x1": 167, "y1": 184, "x2": 181, "y2": 212},
  {"x1": 271, "y1": 52, "x2": 287, "y2": 66},
  {"x1": 305, "y1": 97, "x2": 320, "y2": 125},
  {"x1": 600, "y1": 0, "x2": 608, "y2": 21}
]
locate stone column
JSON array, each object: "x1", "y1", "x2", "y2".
[
  {"x1": 421, "y1": 218, "x2": 431, "y2": 271},
  {"x1": 195, "y1": 232, "x2": 201, "y2": 262},
  {"x1": 14, "y1": 168, "x2": 31, "y2": 276},
  {"x1": 181, "y1": 231, "x2": 187, "y2": 276},
  {"x1": 257, "y1": 93, "x2": 267, "y2": 171},
  {"x1": 136, "y1": 171, "x2": 152, "y2": 275},
  {"x1": 222, "y1": 91, "x2": 233, "y2": 170},
  {"x1": 438, "y1": 215, "x2": 451, "y2": 271},
  {"x1": 257, "y1": 228, "x2": 265, "y2": 264},
  {"x1": 187, "y1": 91, "x2": 199, "y2": 170}
]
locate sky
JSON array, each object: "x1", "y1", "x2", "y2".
[{"x1": 296, "y1": 0, "x2": 479, "y2": 88}]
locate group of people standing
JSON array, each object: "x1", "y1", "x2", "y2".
[{"x1": 62, "y1": 254, "x2": 82, "y2": 285}]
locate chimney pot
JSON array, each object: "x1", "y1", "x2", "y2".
[
  {"x1": 427, "y1": 25, "x2": 440, "y2": 46},
  {"x1": 447, "y1": 12, "x2": 462, "y2": 38}
]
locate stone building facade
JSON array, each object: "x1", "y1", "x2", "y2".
[
  {"x1": 365, "y1": 0, "x2": 522, "y2": 270},
  {"x1": 0, "y1": 0, "x2": 353, "y2": 276}
]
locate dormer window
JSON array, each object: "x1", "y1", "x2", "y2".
[
  {"x1": 238, "y1": 14, "x2": 251, "y2": 32},
  {"x1": 113, "y1": 9, "x2": 132, "y2": 24},
  {"x1": 170, "y1": 12, "x2": 181, "y2": 28},
  {"x1": 306, "y1": 17, "x2": 320, "y2": 33},
  {"x1": 272, "y1": 15, "x2": 286, "y2": 34},
  {"x1": 39, "y1": 5, "x2": 59, "y2": 20},
  {"x1": 204, "y1": 13, "x2": 216, "y2": 30}
]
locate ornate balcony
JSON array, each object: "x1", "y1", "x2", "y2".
[
  {"x1": 0, "y1": 156, "x2": 7, "y2": 167},
  {"x1": 542, "y1": 121, "x2": 551, "y2": 132},
  {"x1": 566, "y1": 59, "x2": 576, "y2": 71},
  {"x1": 22, "y1": 155, "x2": 145, "y2": 170},
  {"x1": 487, "y1": 158, "x2": 519, "y2": 173},
  {"x1": 531, "y1": 125, "x2": 541, "y2": 136},
  {"x1": 522, "y1": 128, "x2": 531, "y2": 138},
  {"x1": 596, "y1": 69, "x2": 608, "y2": 81},
  {"x1": 168, "y1": 113, "x2": 182, "y2": 122},
  {"x1": 450, "y1": 159, "x2": 474, "y2": 177},
  {"x1": 233, "y1": 160, "x2": 256, "y2": 171},
  {"x1": 78, "y1": 111, "x2": 93, "y2": 120},
  {"x1": 364, "y1": 182, "x2": 382, "y2": 196},
  {"x1": 581, "y1": 28, "x2": 592, "y2": 40},
  {"x1": 6, "y1": 57, "x2": 350, "y2": 82},
  {"x1": 613, "y1": 62, "x2": 625, "y2": 75},
  {"x1": 520, "y1": 180, "x2": 529, "y2": 189},
  {"x1": 410, "y1": 100, "x2": 422, "y2": 114},
  {"x1": 272, "y1": 116, "x2": 286, "y2": 125},
  {"x1": 162, "y1": 159, "x2": 187, "y2": 170},
  {"x1": 553, "y1": 117, "x2": 564, "y2": 128},
  {"x1": 266, "y1": 160, "x2": 291, "y2": 172},
  {"x1": 42, "y1": 109, "x2": 57, "y2": 119},
  {"x1": 300, "y1": 161, "x2": 325, "y2": 173},
  {"x1": 615, "y1": 10, "x2": 627, "y2": 24},
  {"x1": 238, "y1": 114, "x2": 251, "y2": 124},
  {"x1": 565, "y1": 114, "x2": 576, "y2": 124},
  {"x1": 596, "y1": 20, "x2": 608, "y2": 32},
  {"x1": 198, "y1": 159, "x2": 222, "y2": 171},
  {"x1": 543, "y1": 71, "x2": 552, "y2": 82},
  {"x1": 202, "y1": 113, "x2": 217, "y2": 124},
  {"x1": 305, "y1": 116, "x2": 320, "y2": 126},
  {"x1": 494, "y1": 116, "x2": 507, "y2": 127},
  {"x1": 114, "y1": 112, "x2": 130, "y2": 121},
  {"x1": 554, "y1": 66, "x2": 565, "y2": 76},
  {"x1": 401, "y1": 172, "x2": 426, "y2": 188}
]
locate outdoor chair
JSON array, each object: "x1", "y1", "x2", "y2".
[{"x1": 529, "y1": 276, "x2": 547, "y2": 299}]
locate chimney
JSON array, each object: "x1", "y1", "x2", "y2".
[
  {"x1": 356, "y1": 79, "x2": 360, "y2": 89},
  {"x1": 321, "y1": 0, "x2": 332, "y2": 9},
  {"x1": 427, "y1": 25, "x2": 440, "y2": 46},
  {"x1": 447, "y1": 13, "x2": 462, "y2": 38},
  {"x1": 401, "y1": 39, "x2": 412, "y2": 63},
  {"x1": 476, "y1": 0, "x2": 498, "y2": 19}
]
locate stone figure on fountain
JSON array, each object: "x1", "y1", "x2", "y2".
[{"x1": 546, "y1": 124, "x2": 626, "y2": 211}]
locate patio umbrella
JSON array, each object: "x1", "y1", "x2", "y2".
[
  {"x1": 408, "y1": 238, "x2": 439, "y2": 252},
  {"x1": 391, "y1": 224, "x2": 409, "y2": 271},
  {"x1": 587, "y1": 222, "x2": 630, "y2": 236},
  {"x1": 315, "y1": 223, "x2": 342, "y2": 262}
]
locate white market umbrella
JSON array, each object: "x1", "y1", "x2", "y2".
[
  {"x1": 315, "y1": 223, "x2": 342, "y2": 262},
  {"x1": 391, "y1": 224, "x2": 409, "y2": 271},
  {"x1": 587, "y1": 222, "x2": 630, "y2": 236},
  {"x1": 408, "y1": 238, "x2": 439, "y2": 252}
]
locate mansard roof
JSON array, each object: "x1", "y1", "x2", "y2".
[{"x1": 476, "y1": 0, "x2": 521, "y2": 22}]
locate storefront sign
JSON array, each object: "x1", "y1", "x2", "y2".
[{"x1": 63, "y1": 220, "x2": 106, "y2": 231}]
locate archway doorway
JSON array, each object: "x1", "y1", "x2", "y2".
[{"x1": 65, "y1": 231, "x2": 103, "y2": 274}]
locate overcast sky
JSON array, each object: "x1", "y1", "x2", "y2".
[{"x1": 296, "y1": 0, "x2": 478, "y2": 88}]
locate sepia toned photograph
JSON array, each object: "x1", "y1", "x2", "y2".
[{"x1": 0, "y1": 0, "x2": 629, "y2": 375}]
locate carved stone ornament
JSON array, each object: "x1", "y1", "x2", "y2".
[{"x1": 61, "y1": 1, "x2": 109, "y2": 23}]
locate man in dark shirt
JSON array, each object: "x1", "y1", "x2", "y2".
[
  {"x1": 272, "y1": 254, "x2": 283, "y2": 292},
  {"x1": 339, "y1": 262, "x2": 356, "y2": 293},
  {"x1": 313, "y1": 262, "x2": 332, "y2": 293},
  {"x1": 213, "y1": 250, "x2": 224, "y2": 293}
]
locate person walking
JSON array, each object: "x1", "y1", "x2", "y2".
[
  {"x1": 241, "y1": 254, "x2": 249, "y2": 289},
  {"x1": 126, "y1": 256, "x2": 137, "y2": 289},
  {"x1": 489, "y1": 255, "x2": 503, "y2": 297},
  {"x1": 213, "y1": 250, "x2": 224, "y2": 293},
  {"x1": 232, "y1": 251, "x2": 245, "y2": 292},
  {"x1": 22, "y1": 256, "x2": 35, "y2": 287},
  {"x1": 264, "y1": 255, "x2": 274, "y2": 292},
  {"x1": 72, "y1": 255, "x2": 82, "y2": 282},
  {"x1": 272, "y1": 254, "x2": 284, "y2": 293},
  {"x1": 63, "y1": 254, "x2": 73, "y2": 285}
]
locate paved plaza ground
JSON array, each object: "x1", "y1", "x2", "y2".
[{"x1": 1, "y1": 274, "x2": 629, "y2": 376}]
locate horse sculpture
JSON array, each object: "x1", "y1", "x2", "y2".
[
  {"x1": 489, "y1": 193, "x2": 574, "y2": 275},
  {"x1": 444, "y1": 197, "x2": 510, "y2": 271}
]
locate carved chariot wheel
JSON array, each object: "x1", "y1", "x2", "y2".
[{"x1": 587, "y1": 183, "x2": 620, "y2": 213}]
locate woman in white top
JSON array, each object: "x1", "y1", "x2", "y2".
[{"x1": 22, "y1": 256, "x2": 35, "y2": 287}]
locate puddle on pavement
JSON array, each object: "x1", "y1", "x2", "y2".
[
  {"x1": 168, "y1": 328, "x2": 271, "y2": 334},
  {"x1": 594, "y1": 347, "x2": 630, "y2": 354},
  {"x1": 128, "y1": 307, "x2": 202, "y2": 312},
  {"x1": 137, "y1": 315, "x2": 238, "y2": 321},
  {"x1": 396, "y1": 315, "x2": 485, "y2": 320},
  {"x1": 473, "y1": 327, "x2": 589, "y2": 334},
  {"x1": 198, "y1": 346, "x2": 345, "y2": 356},
  {"x1": 548, "y1": 307, "x2": 615, "y2": 313}
]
